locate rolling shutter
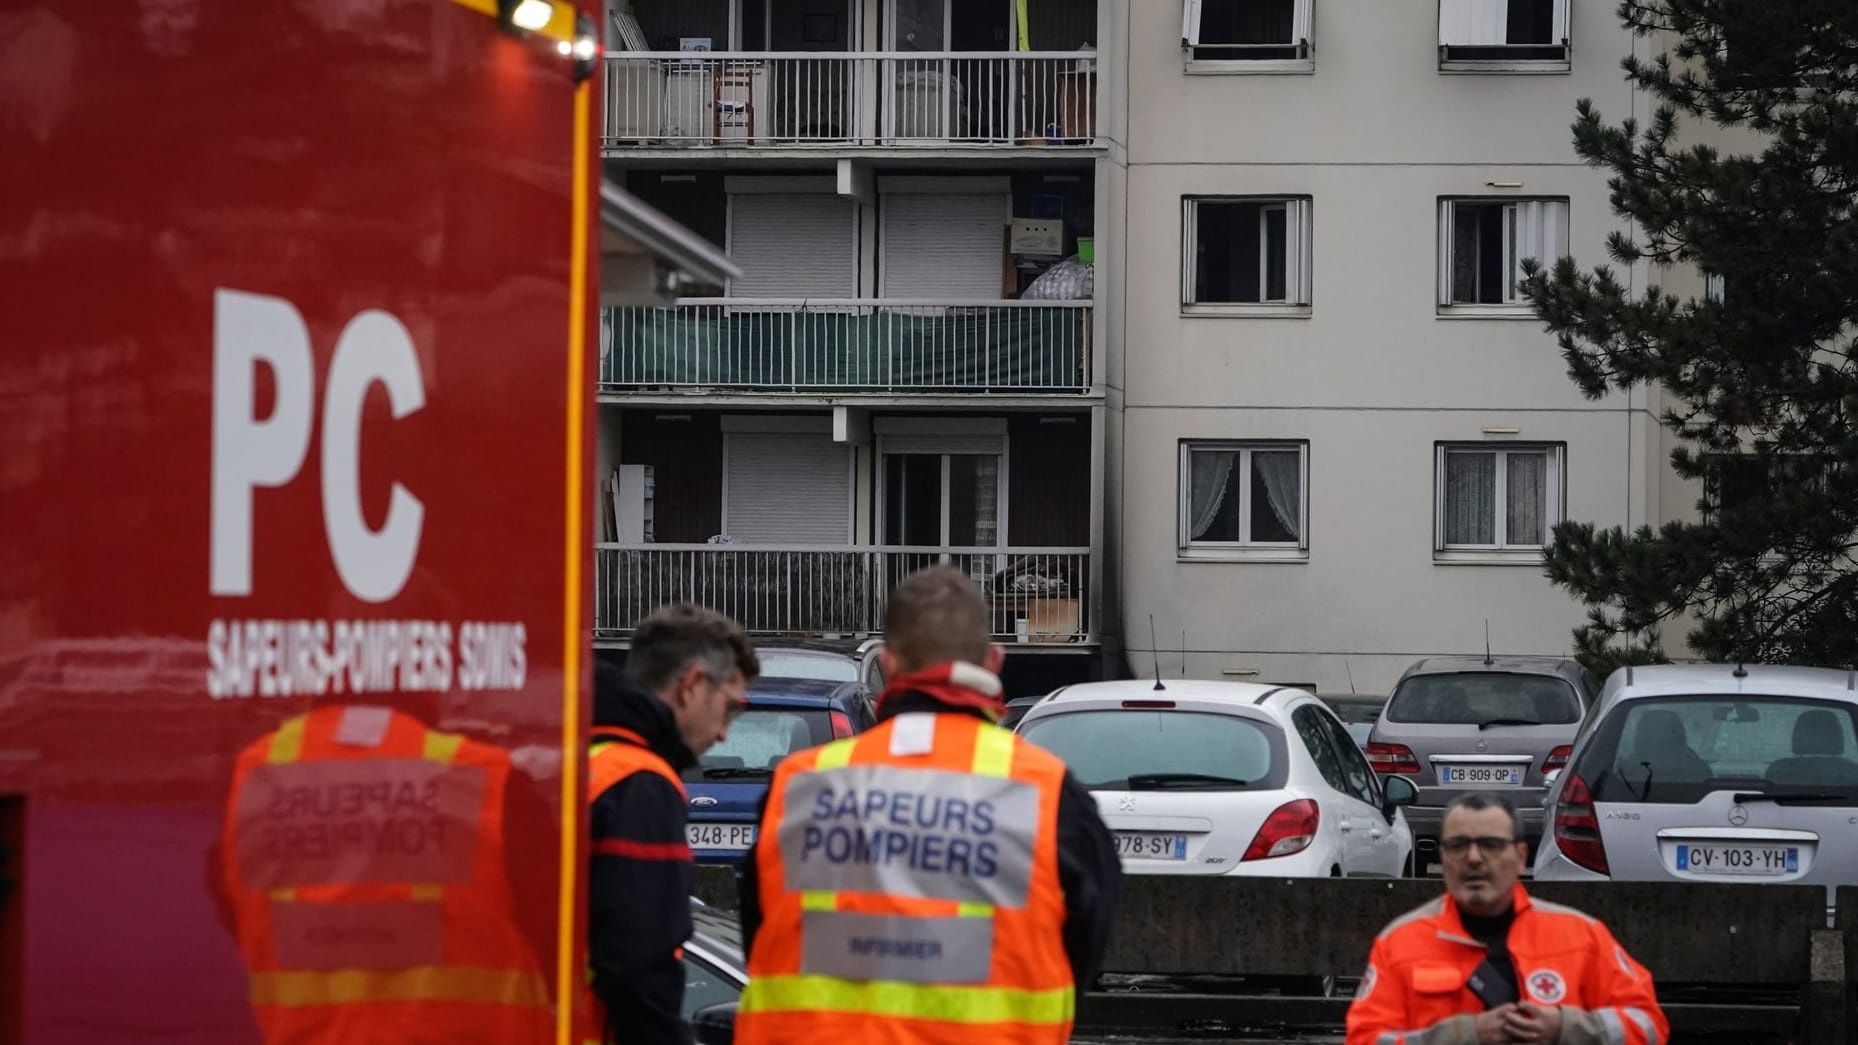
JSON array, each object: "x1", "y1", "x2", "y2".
[
  {"x1": 722, "y1": 433, "x2": 852, "y2": 542},
  {"x1": 880, "y1": 192, "x2": 1008, "y2": 299},
  {"x1": 728, "y1": 194, "x2": 856, "y2": 298}
]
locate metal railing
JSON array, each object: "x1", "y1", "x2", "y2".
[
  {"x1": 594, "y1": 544, "x2": 1093, "y2": 643},
  {"x1": 602, "y1": 299, "x2": 1092, "y2": 393},
  {"x1": 602, "y1": 51, "x2": 1097, "y2": 147}
]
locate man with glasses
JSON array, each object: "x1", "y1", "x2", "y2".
[
  {"x1": 584, "y1": 604, "x2": 757, "y2": 1045},
  {"x1": 1346, "y1": 793, "x2": 1666, "y2": 1045}
]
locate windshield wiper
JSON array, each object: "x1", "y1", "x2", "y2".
[
  {"x1": 1477, "y1": 718, "x2": 1542, "y2": 730},
  {"x1": 1125, "y1": 772, "x2": 1250, "y2": 789},
  {"x1": 1733, "y1": 790, "x2": 1856, "y2": 805},
  {"x1": 701, "y1": 767, "x2": 773, "y2": 780}
]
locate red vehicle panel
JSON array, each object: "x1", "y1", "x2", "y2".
[{"x1": 0, "y1": 2, "x2": 596, "y2": 1040}]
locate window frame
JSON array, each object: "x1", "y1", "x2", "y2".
[
  {"x1": 1181, "y1": 195, "x2": 1314, "y2": 316},
  {"x1": 1177, "y1": 439, "x2": 1311, "y2": 560},
  {"x1": 1437, "y1": 0, "x2": 1571, "y2": 73},
  {"x1": 1436, "y1": 196, "x2": 1570, "y2": 317},
  {"x1": 1182, "y1": 0, "x2": 1315, "y2": 74},
  {"x1": 1433, "y1": 442, "x2": 1565, "y2": 561}
]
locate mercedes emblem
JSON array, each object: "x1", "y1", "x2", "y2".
[
  {"x1": 1475, "y1": 739, "x2": 1488, "y2": 752},
  {"x1": 1728, "y1": 804, "x2": 1749, "y2": 826},
  {"x1": 690, "y1": 796, "x2": 719, "y2": 809}
]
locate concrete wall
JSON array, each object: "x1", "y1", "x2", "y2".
[{"x1": 1106, "y1": 1, "x2": 1672, "y2": 691}]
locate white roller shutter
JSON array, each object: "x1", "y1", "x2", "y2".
[
  {"x1": 728, "y1": 194, "x2": 856, "y2": 298},
  {"x1": 880, "y1": 192, "x2": 1008, "y2": 299},
  {"x1": 722, "y1": 433, "x2": 852, "y2": 543}
]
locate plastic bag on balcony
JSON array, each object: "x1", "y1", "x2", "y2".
[
  {"x1": 706, "y1": 534, "x2": 741, "y2": 544},
  {"x1": 1021, "y1": 256, "x2": 1093, "y2": 301}
]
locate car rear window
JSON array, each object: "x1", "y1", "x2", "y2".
[
  {"x1": 1018, "y1": 710, "x2": 1287, "y2": 790},
  {"x1": 681, "y1": 708, "x2": 831, "y2": 782},
  {"x1": 1386, "y1": 673, "x2": 1580, "y2": 725},
  {"x1": 757, "y1": 652, "x2": 858, "y2": 683},
  {"x1": 1579, "y1": 696, "x2": 1858, "y2": 803}
]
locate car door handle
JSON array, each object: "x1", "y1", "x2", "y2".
[{"x1": 1338, "y1": 819, "x2": 1353, "y2": 832}]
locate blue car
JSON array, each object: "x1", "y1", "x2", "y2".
[{"x1": 683, "y1": 677, "x2": 875, "y2": 864}]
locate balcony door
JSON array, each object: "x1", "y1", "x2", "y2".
[
  {"x1": 885, "y1": 0, "x2": 1015, "y2": 140},
  {"x1": 878, "y1": 421, "x2": 1007, "y2": 589},
  {"x1": 762, "y1": 0, "x2": 856, "y2": 138}
]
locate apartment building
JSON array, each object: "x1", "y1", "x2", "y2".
[
  {"x1": 594, "y1": 0, "x2": 1114, "y2": 689},
  {"x1": 1103, "y1": 0, "x2": 1682, "y2": 692}
]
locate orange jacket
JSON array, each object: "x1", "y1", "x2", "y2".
[
  {"x1": 579, "y1": 727, "x2": 689, "y2": 1045},
  {"x1": 737, "y1": 711, "x2": 1073, "y2": 1045},
  {"x1": 1346, "y1": 884, "x2": 1667, "y2": 1045},
  {"x1": 220, "y1": 705, "x2": 550, "y2": 1045}
]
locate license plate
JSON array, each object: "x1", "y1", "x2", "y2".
[
  {"x1": 687, "y1": 823, "x2": 756, "y2": 850},
  {"x1": 1114, "y1": 832, "x2": 1187, "y2": 860},
  {"x1": 1674, "y1": 843, "x2": 1797, "y2": 876},
  {"x1": 1438, "y1": 764, "x2": 1523, "y2": 786}
]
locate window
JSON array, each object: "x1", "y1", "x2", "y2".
[
  {"x1": 1182, "y1": 0, "x2": 1313, "y2": 66},
  {"x1": 1438, "y1": 198, "x2": 1569, "y2": 312},
  {"x1": 1179, "y1": 441, "x2": 1309, "y2": 555},
  {"x1": 1435, "y1": 444, "x2": 1563, "y2": 554},
  {"x1": 1314, "y1": 709, "x2": 1381, "y2": 805},
  {"x1": 1701, "y1": 452, "x2": 1828, "y2": 525},
  {"x1": 1386, "y1": 672, "x2": 1582, "y2": 725},
  {"x1": 1018, "y1": 710, "x2": 1290, "y2": 791},
  {"x1": 682, "y1": 708, "x2": 835, "y2": 781},
  {"x1": 1579, "y1": 697, "x2": 1858, "y2": 804},
  {"x1": 1183, "y1": 197, "x2": 1312, "y2": 312},
  {"x1": 1438, "y1": 0, "x2": 1570, "y2": 68}
]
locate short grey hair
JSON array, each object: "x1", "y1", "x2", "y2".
[{"x1": 1444, "y1": 792, "x2": 1522, "y2": 839}]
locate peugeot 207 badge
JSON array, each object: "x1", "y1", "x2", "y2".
[
  {"x1": 690, "y1": 796, "x2": 719, "y2": 809},
  {"x1": 1119, "y1": 795, "x2": 1136, "y2": 812},
  {"x1": 1728, "y1": 804, "x2": 1749, "y2": 826}
]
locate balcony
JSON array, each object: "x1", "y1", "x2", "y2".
[
  {"x1": 594, "y1": 544, "x2": 1095, "y2": 644},
  {"x1": 601, "y1": 51, "x2": 1098, "y2": 150},
  {"x1": 602, "y1": 299, "x2": 1092, "y2": 394}
]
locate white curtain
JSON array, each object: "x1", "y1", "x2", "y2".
[
  {"x1": 1253, "y1": 451, "x2": 1301, "y2": 541},
  {"x1": 1189, "y1": 450, "x2": 1236, "y2": 539},
  {"x1": 1445, "y1": 451, "x2": 1496, "y2": 545},
  {"x1": 1505, "y1": 452, "x2": 1547, "y2": 545}
]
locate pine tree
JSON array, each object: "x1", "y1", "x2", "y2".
[{"x1": 1520, "y1": 1, "x2": 1858, "y2": 670}]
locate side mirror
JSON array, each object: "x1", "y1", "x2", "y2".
[
  {"x1": 1382, "y1": 775, "x2": 1418, "y2": 816},
  {"x1": 691, "y1": 1002, "x2": 738, "y2": 1045}
]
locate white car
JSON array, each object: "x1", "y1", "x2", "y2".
[{"x1": 1016, "y1": 680, "x2": 1418, "y2": 877}]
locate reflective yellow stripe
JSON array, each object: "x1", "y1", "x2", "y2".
[
  {"x1": 267, "y1": 716, "x2": 306, "y2": 764},
  {"x1": 801, "y1": 891, "x2": 839, "y2": 911},
  {"x1": 970, "y1": 725, "x2": 1014, "y2": 778},
  {"x1": 422, "y1": 731, "x2": 464, "y2": 764},
  {"x1": 814, "y1": 738, "x2": 858, "y2": 770},
  {"x1": 250, "y1": 966, "x2": 549, "y2": 1008},
  {"x1": 411, "y1": 884, "x2": 444, "y2": 901},
  {"x1": 269, "y1": 888, "x2": 297, "y2": 902},
  {"x1": 955, "y1": 902, "x2": 992, "y2": 918},
  {"x1": 739, "y1": 975, "x2": 1072, "y2": 1025}
]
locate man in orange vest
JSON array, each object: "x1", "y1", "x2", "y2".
[
  {"x1": 216, "y1": 701, "x2": 553, "y2": 1044},
  {"x1": 736, "y1": 564, "x2": 1121, "y2": 1044},
  {"x1": 586, "y1": 604, "x2": 757, "y2": 1044},
  {"x1": 1346, "y1": 793, "x2": 1667, "y2": 1045}
]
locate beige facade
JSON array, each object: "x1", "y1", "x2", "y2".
[{"x1": 1102, "y1": 1, "x2": 1685, "y2": 691}]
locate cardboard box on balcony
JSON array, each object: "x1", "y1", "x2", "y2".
[{"x1": 993, "y1": 593, "x2": 1080, "y2": 642}]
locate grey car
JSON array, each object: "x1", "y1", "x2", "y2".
[
  {"x1": 1367, "y1": 656, "x2": 1601, "y2": 861},
  {"x1": 1534, "y1": 664, "x2": 1858, "y2": 920}
]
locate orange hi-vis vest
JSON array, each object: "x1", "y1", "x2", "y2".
[
  {"x1": 219, "y1": 705, "x2": 550, "y2": 1045},
  {"x1": 579, "y1": 727, "x2": 690, "y2": 1045},
  {"x1": 737, "y1": 711, "x2": 1073, "y2": 1045}
]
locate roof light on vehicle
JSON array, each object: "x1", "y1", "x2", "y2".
[
  {"x1": 573, "y1": 34, "x2": 599, "y2": 60},
  {"x1": 511, "y1": 0, "x2": 553, "y2": 31},
  {"x1": 1242, "y1": 799, "x2": 1320, "y2": 861},
  {"x1": 1121, "y1": 699, "x2": 1175, "y2": 709}
]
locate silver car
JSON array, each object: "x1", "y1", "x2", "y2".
[
  {"x1": 1534, "y1": 664, "x2": 1858, "y2": 917},
  {"x1": 1367, "y1": 656, "x2": 1601, "y2": 861}
]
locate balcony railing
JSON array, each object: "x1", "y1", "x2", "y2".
[
  {"x1": 602, "y1": 299, "x2": 1092, "y2": 393},
  {"x1": 595, "y1": 544, "x2": 1094, "y2": 643},
  {"x1": 602, "y1": 51, "x2": 1097, "y2": 148}
]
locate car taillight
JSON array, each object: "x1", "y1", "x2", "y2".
[
  {"x1": 1367, "y1": 742, "x2": 1420, "y2": 775},
  {"x1": 829, "y1": 711, "x2": 854, "y2": 738},
  {"x1": 1542, "y1": 745, "x2": 1572, "y2": 773},
  {"x1": 1553, "y1": 773, "x2": 1609, "y2": 874},
  {"x1": 1242, "y1": 799, "x2": 1320, "y2": 862}
]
